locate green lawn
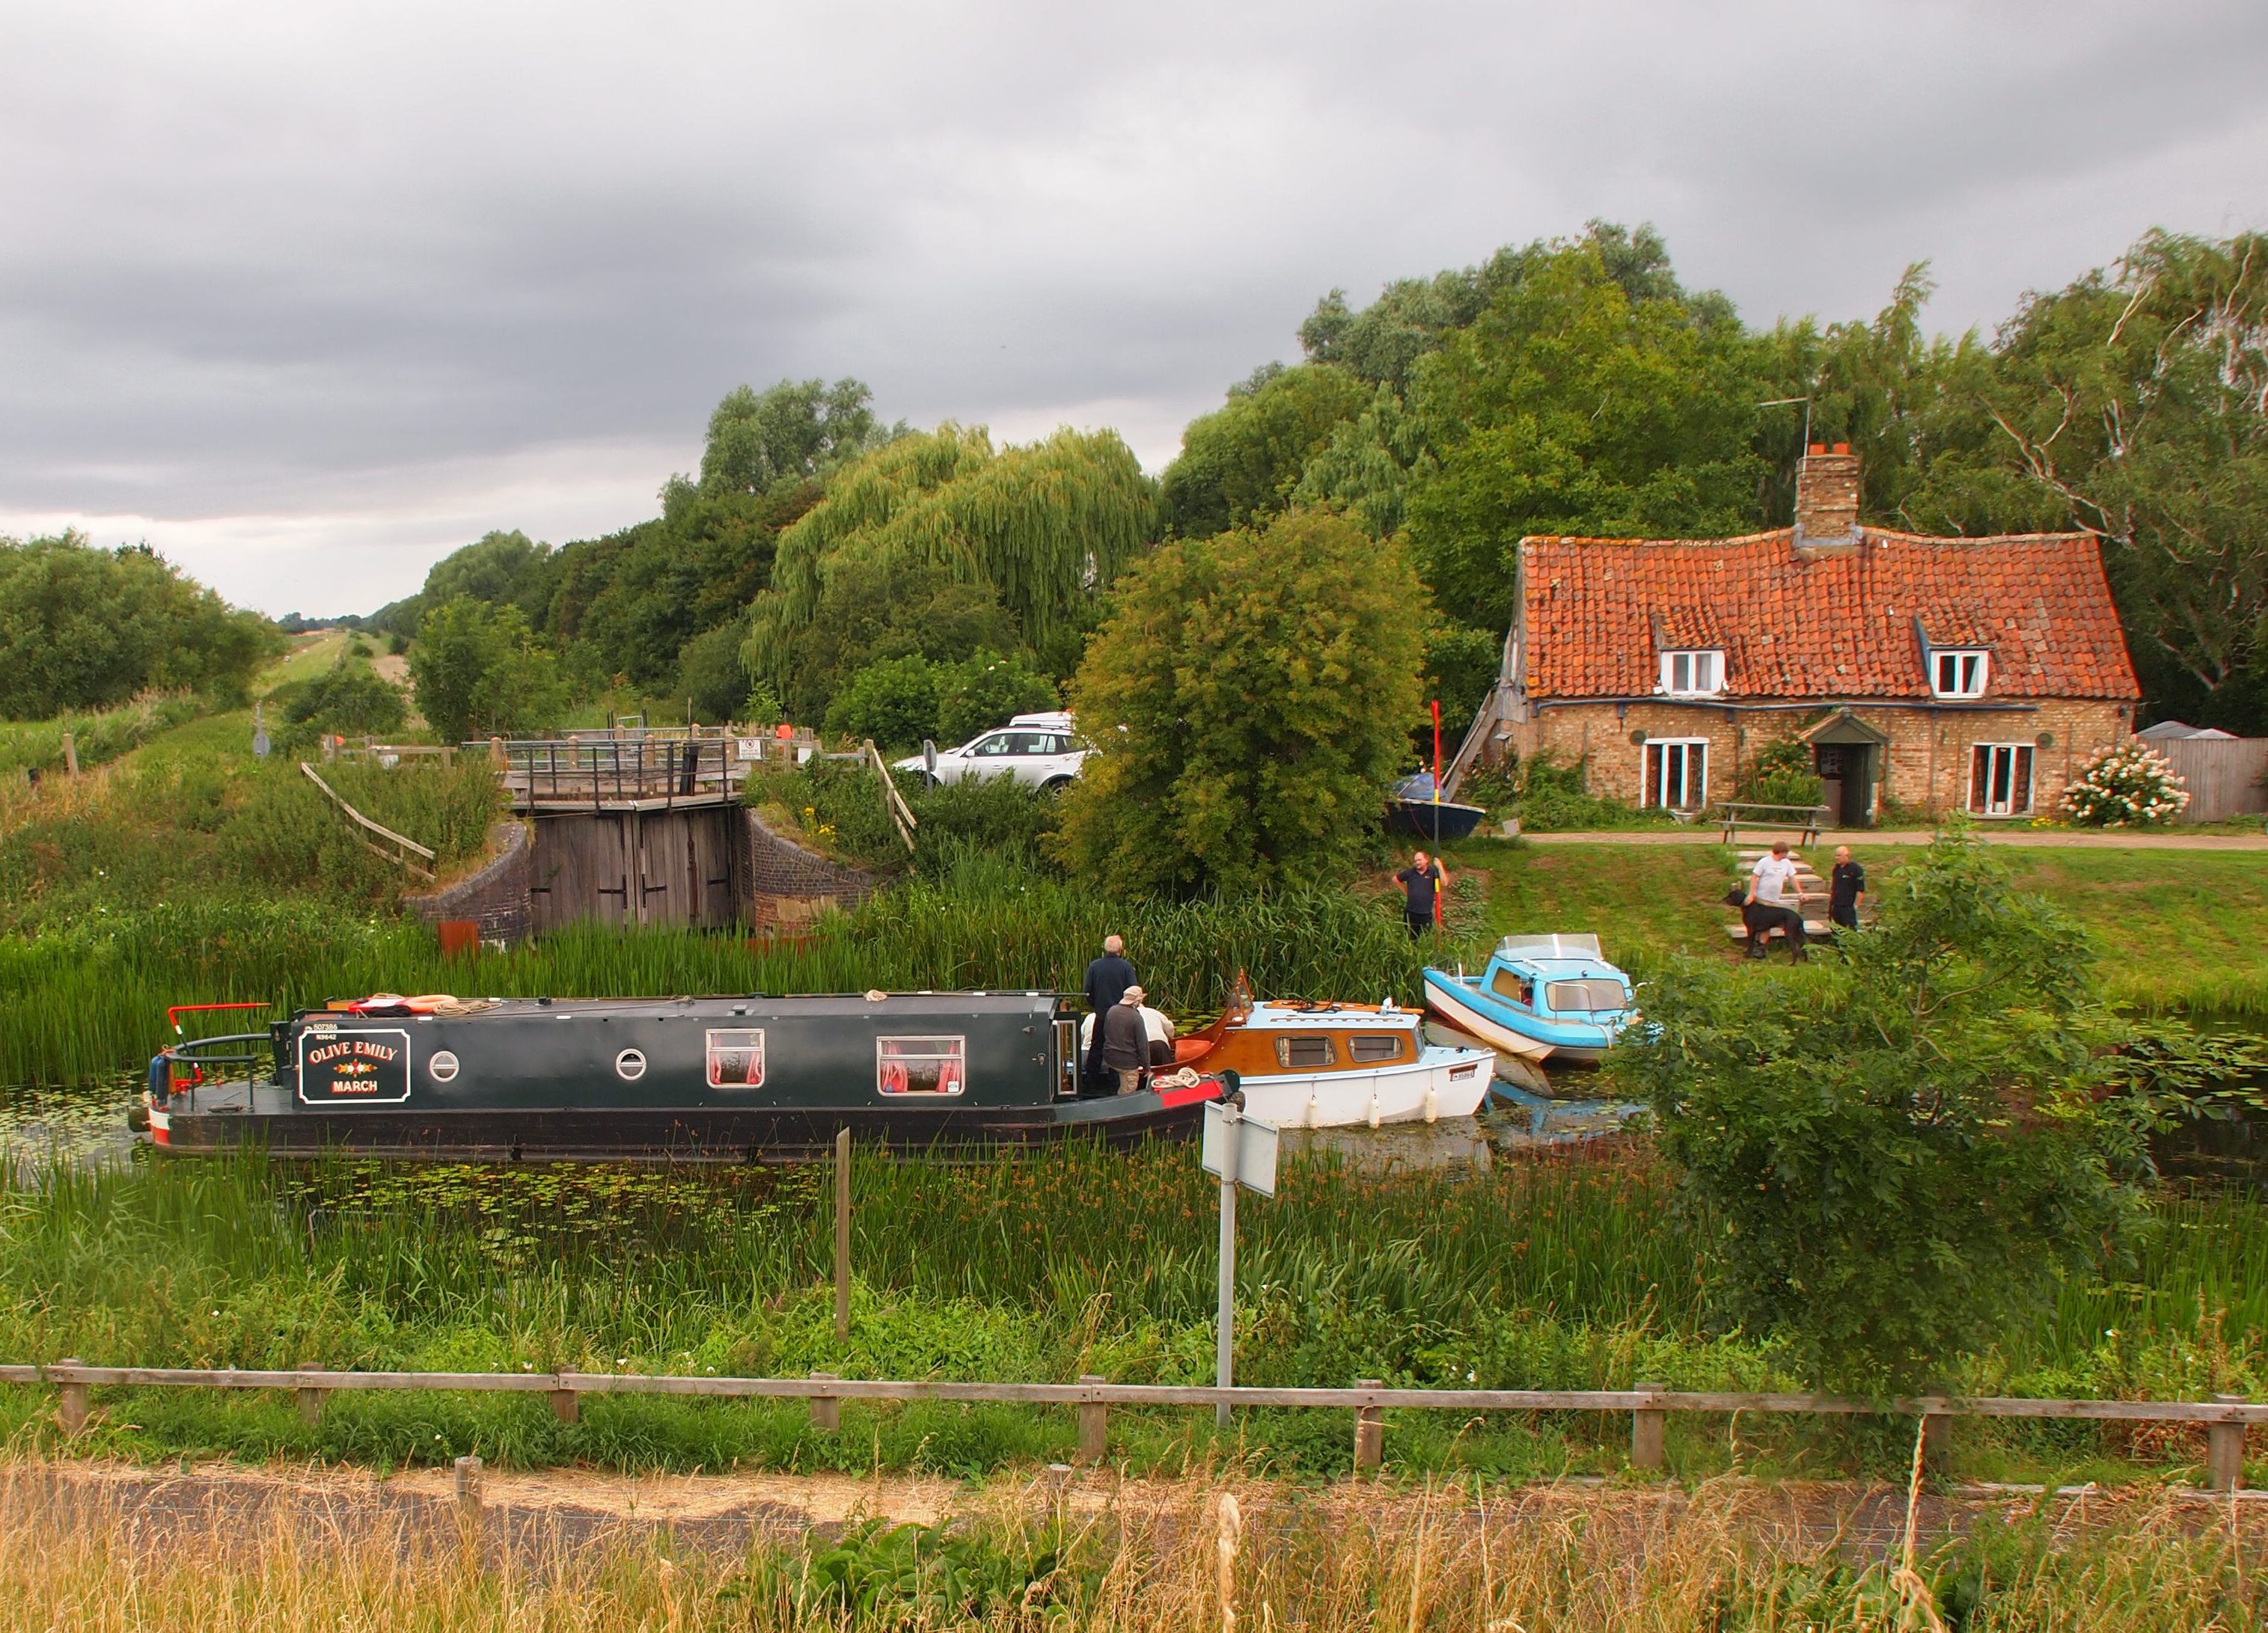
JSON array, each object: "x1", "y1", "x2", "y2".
[{"x1": 1442, "y1": 836, "x2": 2268, "y2": 1014}]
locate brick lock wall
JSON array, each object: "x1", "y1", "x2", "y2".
[
  {"x1": 404, "y1": 821, "x2": 533, "y2": 945},
  {"x1": 1508, "y1": 697, "x2": 2133, "y2": 818},
  {"x1": 739, "y1": 809, "x2": 881, "y2": 930}
]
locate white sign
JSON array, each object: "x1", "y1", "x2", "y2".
[
  {"x1": 1201, "y1": 1102, "x2": 1280, "y2": 1197},
  {"x1": 736, "y1": 738, "x2": 762, "y2": 762}
]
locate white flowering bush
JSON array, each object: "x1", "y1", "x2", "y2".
[{"x1": 2058, "y1": 742, "x2": 2191, "y2": 827}]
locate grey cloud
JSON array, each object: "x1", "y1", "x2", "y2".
[{"x1": 1, "y1": 0, "x2": 2263, "y2": 613}]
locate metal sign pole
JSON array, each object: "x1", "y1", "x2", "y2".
[{"x1": 1215, "y1": 1106, "x2": 1240, "y2": 1428}]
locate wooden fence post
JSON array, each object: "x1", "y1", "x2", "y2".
[
  {"x1": 811, "y1": 1371, "x2": 840, "y2": 1433},
  {"x1": 1353, "y1": 1379, "x2": 1384, "y2": 1472},
  {"x1": 55, "y1": 1358, "x2": 88, "y2": 1437},
  {"x1": 61, "y1": 732, "x2": 79, "y2": 777},
  {"x1": 1630, "y1": 1381, "x2": 1666, "y2": 1471},
  {"x1": 297, "y1": 1365, "x2": 328, "y2": 1428},
  {"x1": 1077, "y1": 1373, "x2": 1109, "y2": 1463},
  {"x1": 549, "y1": 1388, "x2": 580, "y2": 1425},
  {"x1": 2208, "y1": 1394, "x2": 2248, "y2": 1492},
  {"x1": 834, "y1": 1128, "x2": 852, "y2": 1341},
  {"x1": 454, "y1": 1454, "x2": 483, "y2": 1546}
]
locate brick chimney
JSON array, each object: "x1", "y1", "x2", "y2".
[{"x1": 1793, "y1": 442, "x2": 1860, "y2": 554}]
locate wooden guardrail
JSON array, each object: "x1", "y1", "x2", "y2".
[
  {"x1": 299, "y1": 763, "x2": 436, "y2": 881},
  {"x1": 17, "y1": 1364, "x2": 2258, "y2": 1489}
]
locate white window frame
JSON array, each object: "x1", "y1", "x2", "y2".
[
  {"x1": 1658, "y1": 649, "x2": 1724, "y2": 697},
  {"x1": 1966, "y1": 742, "x2": 2036, "y2": 818},
  {"x1": 876, "y1": 1035, "x2": 967, "y2": 1097},
  {"x1": 1640, "y1": 738, "x2": 1711, "y2": 812},
  {"x1": 1931, "y1": 649, "x2": 1990, "y2": 699}
]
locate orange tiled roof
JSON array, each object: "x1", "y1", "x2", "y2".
[{"x1": 1519, "y1": 527, "x2": 2140, "y2": 702}]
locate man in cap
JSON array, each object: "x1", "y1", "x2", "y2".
[{"x1": 1100, "y1": 984, "x2": 1152, "y2": 1095}]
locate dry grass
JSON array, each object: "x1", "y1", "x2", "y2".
[{"x1": 4, "y1": 1456, "x2": 2261, "y2": 1631}]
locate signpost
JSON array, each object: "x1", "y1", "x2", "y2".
[{"x1": 1201, "y1": 1099, "x2": 1278, "y2": 1427}]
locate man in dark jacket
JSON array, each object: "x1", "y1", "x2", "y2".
[
  {"x1": 1083, "y1": 934, "x2": 1134, "y2": 1087},
  {"x1": 1100, "y1": 985, "x2": 1152, "y2": 1094}
]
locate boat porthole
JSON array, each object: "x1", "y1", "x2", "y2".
[
  {"x1": 428, "y1": 1050, "x2": 460, "y2": 1083},
  {"x1": 615, "y1": 1048, "x2": 647, "y2": 1081}
]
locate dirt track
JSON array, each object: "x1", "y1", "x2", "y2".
[{"x1": 33, "y1": 1456, "x2": 2267, "y2": 1569}]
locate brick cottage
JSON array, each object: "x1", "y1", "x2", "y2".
[{"x1": 1475, "y1": 447, "x2": 2142, "y2": 825}]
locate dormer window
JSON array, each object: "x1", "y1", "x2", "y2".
[
  {"x1": 1931, "y1": 649, "x2": 1989, "y2": 699},
  {"x1": 1659, "y1": 649, "x2": 1723, "y2": 697}
]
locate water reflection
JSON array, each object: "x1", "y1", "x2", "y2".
[{"x1": 0, "y1": 1078, "x2": 141, "y2": 1174}]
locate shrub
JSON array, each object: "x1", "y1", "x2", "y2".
[
  {"x1": 935, "y1": 650, "x2": 1057, "y2": 747},
  {"x1": 1610, "y1": 826, "x2": 2150, "y2": 1388},
  {"x1": 2060, "y1": 741, "x2": 2191, "y2": 827},
  {"x1": 408, "y1": 598, "x2": 572, "y2": 742},
  {"x1": 1053, "y1": 510, "x2": 1427, "y2": 895},
  {"x1": 823, "y1": 655, "x2": 941, "y2": 750},
  {"x1": 1737, "y1": 734, "x2": 1824, "y2": 808},
  {"x1": 278, "y1": 661, "x2": 407, "y2": 748}
]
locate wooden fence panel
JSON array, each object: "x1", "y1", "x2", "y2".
[{"x1": 2148, "y1": 737, "x2": 2268, "y2": 822}]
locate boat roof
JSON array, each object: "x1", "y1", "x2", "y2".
[
  {"x1": 1243, "y1": 1002, "x2": 1419, "y2": 1029},
  {"x1": 1497, "y1": 934, "x2": 1601, "y2": 959},
  {"x1": 298, "y1": 992, "x2": 1065, "y2": 1024}
]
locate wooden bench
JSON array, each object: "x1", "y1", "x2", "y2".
[{"x1": 1720, "y1": 801, "x2": 1829, "y2": 846}]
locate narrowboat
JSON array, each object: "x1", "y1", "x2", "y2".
[
  {"x1": 1421, "y1": 934, "x2": 1635, "y2": 1065},
  {"x1": 144, "y1": 991, "x2": 1227, "y2": 1161},
  {"x1": 1173, "y1": 982, "x2": 1494, "y2": 1128}
]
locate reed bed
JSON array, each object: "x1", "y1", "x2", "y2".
[
  {"x1": 4, "y1": 1459, "x2": 2260, "y2": 1631},
  {"x1": 0, "y1": 854, "x2": 1431, "y2": 1085}
]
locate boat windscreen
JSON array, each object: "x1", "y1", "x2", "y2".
[{"x1": 1544, "y1": 978, "x2": 1627, "y2": 1014}]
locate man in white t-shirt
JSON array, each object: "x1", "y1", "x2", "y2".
[{"x1": 1743, "y1": 840, "x2": 1808, "y2": 961}]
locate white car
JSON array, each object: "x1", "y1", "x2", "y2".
[{"x1": 894, "y1": 711, "x2": 1094, "y2": 789}]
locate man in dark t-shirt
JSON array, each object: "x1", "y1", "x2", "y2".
[
  {"x1": 1082, "y1": 934, "x2": 1135, "y2": 1087},
  {"x1": 1395, "y1": 851, "x2": 1448, "y2": 937},
  {"x1": 1829, "y1": 846, "x2": 1866, "y2": 931}
]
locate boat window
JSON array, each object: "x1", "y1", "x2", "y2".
[
  {"x1": 706, "y1": 1029, "x2": 765, "y2": 1088},
  {"x1": 1488, "y1": 968, "x2": 1535, "y2": 1007},
  {"x1": 1055, "y1": 1019, "x2": 1079, "y2": 1096},
  {"x1": 1544, "y1": 979, "x2": 1626, "y2": 1014},
  {"x1": 1348, "y1": 1035, "x2": 1403, "y2": 1064},
  {"x1": 1275, "y1": 1035, "x2": 1335, "y2": 1069},
  {"x1": 878, "y1": 1035, "x2": 966, "y2": 1095}
]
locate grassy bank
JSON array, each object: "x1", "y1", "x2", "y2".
[
  {"x1": 10, "y1": 1463, "x2": 2263, "y2": 1632},
  {"x1": 1444, "y1": 837, "x2": 2268, "y2": 1014},
  {"x1": 4, "y1": 1143, "x2": 2261, "y2": 1484}
]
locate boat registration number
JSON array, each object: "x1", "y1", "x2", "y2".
[{"x1": 298, "y1": 1027, "x2": 414, "y2": 1105}]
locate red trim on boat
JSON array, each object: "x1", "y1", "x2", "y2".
[{"x1": 1157, "y1": 1079, "x2": 1224, "y2": 1109}]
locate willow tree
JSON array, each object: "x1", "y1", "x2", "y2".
[{"x1": 742, "y1": 425, "x2": 1158, "y2": 711}]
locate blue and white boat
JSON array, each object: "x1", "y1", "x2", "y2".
[{"x1": 1421, "y1": 934, "x2": 1635, "y2": 1064}]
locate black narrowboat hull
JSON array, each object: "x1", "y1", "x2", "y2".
[
  {"x1": 149, "y1": 1082, "x2": 1219, "y2": 1162},
  {"x1": 145, "y1": 990, "x2": 1226, "y2": 1161},
  {"x1": 1384, "y1": 798, "x2": 1488, "y2": 841}
]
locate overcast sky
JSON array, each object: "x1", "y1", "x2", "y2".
[{"x1": 3, "y1": 1, "x2": 2264, "y2": 616}]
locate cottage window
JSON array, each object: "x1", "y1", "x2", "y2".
[
  {"x1": 1932, "y1": 649, "x2": 1989, "y2": 699},
  {"x1": 1641, "y1": 738, "x2": 1709, "y2": 811},
  {"x1": 1658, "y1": 649, "x2": 1723, "y2": 696},
  {"x1": 877, "y1": 1035, "x2": 966, "y2": 1095},
  {"x1": 1967, "y1": 744, "x2": 2035, "y2": 818}
]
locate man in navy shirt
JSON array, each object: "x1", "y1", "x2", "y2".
[
  {"x1": 1395, "y1": 851, "x2": 1449, "y2": 937},
  {"x1": 1829, "y1": 845, "x2": 1866, "y2": 932},
  {"x1": 1082, "y1": 934, "x2": 1135, "y2": 1087}
]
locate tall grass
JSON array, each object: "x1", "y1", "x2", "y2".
[
  {"x1": 0, "y1": 690, "x2": 212, "y2": 779},
  {"x1": 5, "y1": 1461, "x2": 2260, "y2": 1630},
  {"x1": 0, "y1": 850, "x2": 1431, "y2": 1085},
  {"x1": 2, "y1": 1139, "x2": 2262, "y2": 1477}
]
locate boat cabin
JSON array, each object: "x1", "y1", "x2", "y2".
[{"x1": 1179, "y1": 998, "x2": 1426, "y2": 1078}]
